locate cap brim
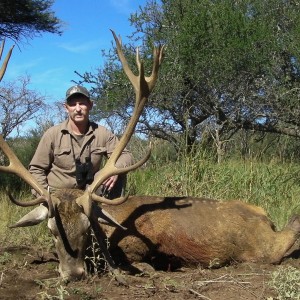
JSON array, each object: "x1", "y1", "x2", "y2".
[{"x1": 66, "y1": 92, "x2": 90, "y2": 101}]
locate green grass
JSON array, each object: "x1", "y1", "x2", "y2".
[
  {"x1": 1, "y1": 150, "x2": 300, "y2": 300},
  {"x1": 1, "y1": 150, "x2": 300, "y2": 246},
  {"x1": 0, "y1": 190, "x2": 52, "y2": 248},
  {"x1": 128, "y1": 152, "x2": 300, "y2": 229}
]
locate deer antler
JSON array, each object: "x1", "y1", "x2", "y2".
[
  {"x1": 0, "y1": 135, "x2": 50, "y2": 205},
  {"x1": 76, "y1": 30, "x2": 164, "y2": 214},
  {"x1": 0, "y1": 40, "x2": 50, "y2": 207},
  {"x1": 0, "y1": 40, "x2": 14, "y2": 82}
]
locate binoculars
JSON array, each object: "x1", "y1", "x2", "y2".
[{"x1": 75, "y1": 157, "x2": 94, "y2": 188}]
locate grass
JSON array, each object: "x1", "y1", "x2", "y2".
[
  {"x1": 35, "y1": 278, "x2": 70, "y2": 300},
  {"x1": 0, "y1": 190, "x2": 52, "y2": 248},
  {"x1": 269, "y1": 266, "x2": 300, "y2": 299},
  {"x1": 128, "y1": 152, "x2": 300, "y2": 229},
  {"x1": 1, "y1": 153, "x2": 300, "y2": 245},
  {"x1": 0, "y1": 154, "x2": 300, "y2": 246},
  {"x1": 0, "y1": 251, "x2": 12, "y2": 265},
  {"x1": 1, "y1": 149, "x2": 300, "y2": 299}
]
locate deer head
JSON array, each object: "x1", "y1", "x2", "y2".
[{"x1": 0, "y1": 31, "x2": 164, "y2": 281}]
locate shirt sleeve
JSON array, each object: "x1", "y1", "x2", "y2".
[
  {"x1": 29, "y1": 129, "x2": 54, "y2": 190},
  {"x1": 104, "y1": 128, "x2": 134, "y2": 169}
]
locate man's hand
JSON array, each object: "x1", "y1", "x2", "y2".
[{"x1": 102, "y1": 175, "x2": 118, "y2": 192}]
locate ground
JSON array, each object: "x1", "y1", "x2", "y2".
[{"x1": 0, "y1": 246, "x2": 299, "y2": 300}]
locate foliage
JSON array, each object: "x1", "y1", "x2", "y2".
[
  {"x1": 0, "y1": 6, "x2": 62, "y2": 139},
  {"x1": 0, "y1": 135, "x2": 42, "y2": 190},
  {"x1": 78, "y1": 0, "x2": 300, "y2": 154},
  {"x1": 0, "y1": 0, "x2": 63, "y2": 43},
  {"x1": 0, "y1": 251, "x2": 12, "y2": 265},
  {"x1": 35, "y1": 279, "x2": 70, "y2": 300},
  {"x1": 269, "y1": 266, "x2": 300, "y2": 299},
  {"x1": 212, "y1": 130, "x2": 300, "y2": 163},
  {"x1": 0, "y1": 75, "x2": 47, "y2": 139}
]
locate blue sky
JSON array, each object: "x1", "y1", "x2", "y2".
[{"x1": 4, "y1": 0, "x2": 147, "y2": 104}]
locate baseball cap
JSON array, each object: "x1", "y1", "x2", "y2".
[{"x1": 65, "y1": 85, "x2": 90, "y2": 101}]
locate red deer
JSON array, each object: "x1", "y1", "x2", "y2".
[
  {"x1": 10, "y1": 187, "x2": 300, "y2": 273},
  {"x1": 1, "y1": 37, "x2": 299, "y2": 281},
  {"x1": 98, "y1": 195, "x2": 300, "y2": 270},
  {"x1": 0, "y1": 32, "x2": 164, "y2": 282}
]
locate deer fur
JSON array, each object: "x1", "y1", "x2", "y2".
[
  {"x1": 92, "y1": 195, "x2": 300, "y2": 269},
  {"x1": 35, "y1": 189, "x2": 300, "y2": 272}
]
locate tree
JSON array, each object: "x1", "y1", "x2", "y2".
[
  {"x1": 0, "y1": 0, "x2": 63, "y2": 43},
  {"x1": 0, "y1": 75, "x2": 46, "y2": 138},
  {"x1": 78, "y1": 0, "x2": 300, "y2": 154}
]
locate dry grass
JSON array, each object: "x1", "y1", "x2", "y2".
[{"x1": 0, "y1": 190, "x2": 52, "y2": 248}]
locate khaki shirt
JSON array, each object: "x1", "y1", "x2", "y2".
[{"x1": 29, "y1": 119, "x2": 133, "y2": 190}]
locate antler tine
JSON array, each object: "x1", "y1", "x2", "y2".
[
  {"x1": 85, "y1": 146, "x2": 152, "y2": 206},
  {"x1": 146, "y1": 45, "x2": 165, "y2": 91},
  {"x1": 0, "y1": 41, "x2": 50, "y2": 206},
  {"x1": 110, "y1": 30, "x2": 138, "y2": 91},
  {"x1": 0, "y1": 135, "x2": 49, "y2": 201},
  {"x1": 76, "y1": 31, "x2": 164, "y2": 209},
  {"x1": 90, "y1": 31, "x2": 162, "y2": 192},
  {"x1": 6, "y1": 190, "x2": 48, "y2": 207},
  {"x1": 0, "y1": 40, "x2": 4, "y2": 61},
  {"x1": 0, "y1": 41, "x2": 14, "y2": 82}
]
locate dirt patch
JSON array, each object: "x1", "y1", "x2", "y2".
[{"x1": 0, "y1": 246, "x2": 299, "y2": 300}]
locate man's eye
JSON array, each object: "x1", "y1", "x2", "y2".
[{"x1": 67, "y1": 101, "x2": 88, "y2": 107}]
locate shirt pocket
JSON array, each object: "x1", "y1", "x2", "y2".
[
  {"x1": 90, "y1": 146, "x2": 106, "y2": 170},
  {"x1": 53, "y1": 147, "x2": 73, "y2": 170}
]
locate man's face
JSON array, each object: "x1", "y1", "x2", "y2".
[{"x1": 64, "y1": 95, "x2": 93, "y2": 124}]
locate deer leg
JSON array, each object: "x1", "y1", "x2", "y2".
[{"x1": 89, "y1": 213, "x2": 128, "y2": 286}]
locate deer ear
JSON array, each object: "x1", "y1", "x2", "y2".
[
  {"x1": 91, "y1": 204, "x2": 127, "y2": 230},
  {"x1": 9, "y1": 205, "x2": 48, "y2": 228}
]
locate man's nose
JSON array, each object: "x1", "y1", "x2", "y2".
[{"x1": 75, "y1": 103, "x2": 81, "y2": 111}]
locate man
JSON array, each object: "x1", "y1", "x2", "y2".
[{"x1": 29, "y1": 85, "x2": 133, "y2": 198}]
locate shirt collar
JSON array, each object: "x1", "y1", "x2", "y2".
[{"x1": 61, "y1": 119, "x2": 96, "y2": 136}]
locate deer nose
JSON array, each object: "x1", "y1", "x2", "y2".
[
  {"x1": 72, "y1": 267, "x2": 86, "y2": 280},
  {"x1": 61, "y1": 267, "x2": 86, "y2": 282}
]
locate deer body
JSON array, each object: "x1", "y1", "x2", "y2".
[
  {"x1": 98, "y1": 195, "x2": 300, "y2": 268},
  {"x1": 43, "y1": 189, "x2": 300, "y2": 271},
  {"x1": 5, "y1": 188, "x2": 300, "y2": 279}
]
